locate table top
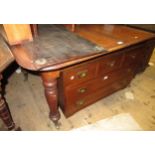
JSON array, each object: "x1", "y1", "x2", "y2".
[
  {"x1": 74, "y1": 24, "x2": 155, "y2": 52},
  {"x1": 11, "y1": 25, "x2": 106, "y2": 71},
  {"x1": 10, "y1": 24, "x2": 155, "y2": 71},
  {"x1": 0, "y1": 35, "x2": 14, "y2": 72}
]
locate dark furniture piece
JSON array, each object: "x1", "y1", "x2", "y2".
[
  {"x1": 8, "y1": 25, "x2": 155, "y2": 127},
  {"x1": 0, "y1": 35, "x2": 19, "y2": 130},
  {"x1": 127, "y1": 24, "x2": 155, "y2": 33}
]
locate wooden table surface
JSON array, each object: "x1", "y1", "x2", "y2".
[
  {"x1": 10, "y1": 25, "x2": 155, "y2": 72},
  {"x1": 74, "y1": 24, "x2": 155, "y2": 52},
  {"x1": 11, "y1": 25, "x2": 105, "y2": 71}
]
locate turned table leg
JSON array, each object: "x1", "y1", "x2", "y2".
[
  {"x1": 0, "y1": 74, "x2": 16, "y2": 130},
  {"x1": 41, "y1": 71, "x2": 60, "y2": 128}
]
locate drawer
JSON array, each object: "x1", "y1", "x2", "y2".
[
  {"x1": 63, "y1": 76, "x2": 131, "y2": 117},
  {"x1": 65, "y1": 67, "x2": 134, "y2": 104},
  {"x1": 63, "y1": 67, "x2": 134, "y2": 117},
  {"x1": 98, "y1": 52, "x2": 123, "y2": 75},
  {"x1": 62, "y1": 60, "x2": 98, "y2": 86}
]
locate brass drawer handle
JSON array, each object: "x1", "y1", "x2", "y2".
[
  {"x1": 77, "y1": 70, "x2": 88, "y2": 78},
  {"x1": 78, "y1": 88, "x2": 87, "y2": 93},
  {"x1": 76, "y1": 100, "x2": 85, "y2": 106}
]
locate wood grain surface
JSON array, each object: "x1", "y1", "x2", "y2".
[
  {"x1": 11, "y1": 25, "x2": 155, "y2": 71},
  {"x1": 0, "y1": 35, "x2": 14, "y2": 72},
  {"x1": 74, "y1": 24, "x2": 155, "y2": 51},
  {"x1": 3, "y1": 24, "x2": 33, "y2": 45},
  {"x1": 11, "y1": 25, "x2": 105, "y2": 71}
]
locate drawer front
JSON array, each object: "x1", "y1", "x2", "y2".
[
  {"x1": 98, "y1": 52, "x2": 123, "y2": 75},
  {"x1": 63, "y1": 76, "x2": 131, "y2": 117},
  {"x1": 63, "y1": 66, "x2": 134, "y2": 117},
  {"x1": 62, "y1": 61, "x2": 98, "y2": 86},
  {"x1": 65, "y1": 67, "x2": 134, "y2": 103}
]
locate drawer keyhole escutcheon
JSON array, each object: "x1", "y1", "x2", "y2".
[
  {"x1": 77, "y1": 70, "x2": 88, "y2": 78},
  {"x1": 70, "y1": 75, "x2": 75, "y2": 80},
  {"x1": 78, "y1": 88, "x2": 87, "y2": 93},
  {"x1": 76, "y1": 100, "x2": 85, "y2": 106},
  {"x1": 103, "y1": 75, "x2": 109, "y2": 80}
]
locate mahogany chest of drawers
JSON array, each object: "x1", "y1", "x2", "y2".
[{"x1": 58, "y1": 40, "x2": 155, "y2": 117}]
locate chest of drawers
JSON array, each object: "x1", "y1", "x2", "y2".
[{"x1": 59, "y1": 40, "x2": 155, "y2": 117}]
